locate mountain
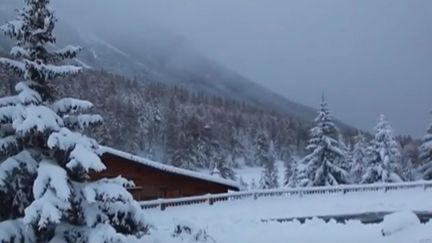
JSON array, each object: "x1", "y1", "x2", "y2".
[
  {"x1": 0, "y1": 5, "x2": 318, "y2": 123},
  {"x1": 0, "y1": 3, "x2": 357, "y2": 170}
]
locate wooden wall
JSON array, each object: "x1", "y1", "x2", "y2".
[{"x1": 91, "y1": 153, "x2": 234, "y2": 201}]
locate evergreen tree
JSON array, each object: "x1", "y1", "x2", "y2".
[
  {"x1": 238, "y1": 176, "x2": 249, "y2": 191},
  {"x1": 283, "y1": 160, "x2": 292, "y2": 186},
  {"x1": 419, "y1": 111, "x2": 432, "y2": 180},
  {"x1": 0, "y1": 1, "x2": 146, "y2": 242},
  {"x1": 283, "y1": 150, "x2": 299, "y2": 186},
  {"x1": 300, "y1": 95, "x2": 350, "y2": 187},
  {"x1": 210, "y1": 165, "x2": 221, "y2": 178},
  {"x1": 259, "y1": 141, "x2": 279, "y2": 189},
  {"x1": 286, "y1": 158, "x2": 308, "y2": 188},
  {"x1": 218, "y1": 155, "x2": 236, "y2": 180},
  {"x1": 361, "y1": 115, "x2": 402, "y2": 184},
  {"x1": 211, "y1": 151, "x2": 236, "y2": 180},
  {"x1": 350, "y1": 132, "x2": 368, "y2": 183},
  {"x1": 254, "y1": 131, "x2": 270, "y2": 166},
  {"x1": 249, "y1": 178, "x2": 258, "y2": 190},
  {"x1": 171, "y1": 131, "x2": 195, "y2": 170}
]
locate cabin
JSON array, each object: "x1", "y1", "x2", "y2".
[{"x1": 92, "y1": 147, "x2": 239, "y2": 201}]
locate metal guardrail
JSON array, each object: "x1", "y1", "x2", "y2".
[{"x1": 140, "y1": 181, "x2": 432, "y2": 211}]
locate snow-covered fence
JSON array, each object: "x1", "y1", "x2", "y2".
[{"x1": 140, "y1": 181, "x2": 432, "y2": 211}]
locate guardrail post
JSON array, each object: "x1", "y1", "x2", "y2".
[
  {"x1": 254, "y1": 192, "x2": 258, "y2": 200},
  {"x1": 204, "y1": 194, "x2": 214, "y2": 205},
  {"x1": 160, "y1": 202, "x2": 166, "y2": 211}
]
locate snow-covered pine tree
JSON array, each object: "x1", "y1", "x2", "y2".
[
  {"x1": 0, "y1": 1, "x2": 146, "y2": 242},
  {"x1": 286, "y1": 158, "x2": 308, "y2": 188},
  {"x1": 419, "y1": 111, "x2": 432, "y2": 180},
  {"x1": 210, "y1": 165, "x2": 221, "y2": 178},
  {"x1": 361, "y1": 115, "x2": 403, "y2": 184},
  {"x1": 171, "y1": 131, "x2": 196, "y2": 170},
  {"x1": 283, "y1": 160, "x2": 292, "y2": 186},
  {"x1": 207, "y1": 139, "x2": 236, "y2": 180},
  {"x1": 259, "y1": 141, "x2": 279, "y2": 189},
  {"x1": 238, "y1": 176, "x2": 249, "y2": 191},
  {"x1": 299, "y1": 95, "x2": 350, "y2": 187},
  {"x1": 283, "y1": 150, "x2": 299, "y2": 186},
  {"x1": 254, "y1": 131, "x2": 270, "y2": 166},
  {"x1": 211, "y1": 153, "x2": 236, "y2": 180},
  {"x1": 249, "y1": 178, "x2": 257, "y2": 190},
  {"x1": 338, "y1": 137, "x2": 352, "y2": 172},
  {"x1": 218, "y1": 155, "x2": 237, "y2": 180},
  {"x1": 350, "y1": 132, "x2": 368, "y2": 183}
]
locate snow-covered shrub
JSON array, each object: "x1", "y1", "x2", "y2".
[{"x1": 172, "y1": 224, "x2": 216, "y2": 243}]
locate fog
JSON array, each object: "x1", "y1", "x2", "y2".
[{"x1": 53, "y1": 0, "x2": 432, "y2": 137}]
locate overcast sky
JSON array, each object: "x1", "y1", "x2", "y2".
[{"x1": 52, "y1": 0, "x2": 432, "y2": 137}]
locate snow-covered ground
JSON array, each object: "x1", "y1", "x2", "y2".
[
  {"x1": 146, "y1": 215, "x2": 432, "y2": 243},
  {"x1": 234, "y1": 161, "x2": 286, "y2": 188},
  {"x1": 144, "y1": 187, "x2": 432, "y2": 243},
  {"x1": 146, "y1": 187, "x2": 432, "y2": 221}
]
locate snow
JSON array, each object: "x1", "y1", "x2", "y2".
[
  {"x1": 93, "y1": 38, "x2": 129, "y2": 57},
  {"x1": 100, "y1": 146, "x2": 240, "y2": 189},
  {"x1": 0, "y1": 135, "x2": 17, "y2": 152},
  {"x1": 381, "y1": 211, "x2": 420, "y2": 236},
  {"x1": 48, "y1": 128, "x2": 98, "y2": 152},
  {"x1": 0, "y1": 96, "x2": 19, "y2": 107},
  {"x1": 13, "y1": 105, "x2": 62, "y2": 136},
  {"x1": 0, "y1": 57, "x2": 25, "y2": 74},
  {"x1": 75, "y1": 114, "x2": 103, "y2": 128},
  {"x1": 144, "y1": 213, "x2": 432, "y2": 243},
  {"x1": 17, "y1": 86, "x2": 42, "y2": 105},
  {"x1": 34, "y1": 62, "x2": 82, "y2": 78},
  {"x1": 0, "y1": 105, "x2": 17, "y2": 123},
  {"x1": 87, "y1": 224, "x2": 126, "y2": 243},
  {"x1": 145, "y1": 186, "x2": 432, "y2": 223},
  {"x1": 33, "y1": 160, "x2": 70, "y2": 201},
  {"x1": 52, "y1": 98, "x2": 94, "y2": 114},
  {"x1": 84, "y1": 177, "x2": 134, "y2": 203},
  {"x1": 235, "y1": 161, "x2": 286, "y2": 188},
  {"x1": 0, "y1": 20, "x2": 24, "y2": 34},
  {"x1": 55, "y1": 45, "x2": 81, "y2": 56},
  {"x1": 0, "y1": 151, "x2": 37, "y2": 186},
  {"x1": 144, "y1": 188, "x2": 432, "y2": 243},
  {"x1": 0, "y1": 219, "x2": 35, "y2": 243},
  {"x1": 10, "y1": 46, "x2": 29, "y2": 58},
  {"x1": 67, "y1": 144, "x2": 106, "y2": 172},
  {"x1": 74, "y1": 58, "x2": 92, "y2": 69}
]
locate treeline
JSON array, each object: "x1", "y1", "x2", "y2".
[
  {"x1": 0, "y1": 69, "x2": 311, "y2": 167},
  {"x1": 267, "y1": 97, "x2": 428, "y2": 190},
  {"x1": 0, "y1": 68, "x2": 423, "y2": 188}
]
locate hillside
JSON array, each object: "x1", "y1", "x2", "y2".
[
  {"x1": 0, "y1": 5, "x2": 319, "y2": 123},
  {"x1": 0, "y1": 69, "x2": 310, "y2": 167},
  {"x1": 0, "y1": 2, "x2": 357, "y2": 173}
]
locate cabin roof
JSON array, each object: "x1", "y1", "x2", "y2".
[{"x1": 100, "y1": 146, "x2": 240, "y2": 190}]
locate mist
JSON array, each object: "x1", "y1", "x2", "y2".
[{"x1": 50, "y1": 0, "x2": 432, "y2": 137}]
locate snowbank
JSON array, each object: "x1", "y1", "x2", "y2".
[{"x1": 381, "y1": 211, "x2": 420, "y2": 236}]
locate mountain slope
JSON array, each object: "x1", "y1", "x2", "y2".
[{"x1": 0, "y1": 4, "x2": 318, "y2": 122}]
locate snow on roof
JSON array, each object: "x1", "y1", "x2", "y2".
[{"x1": 99, "y1": 146, "x2": 240, "y2": 190}]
